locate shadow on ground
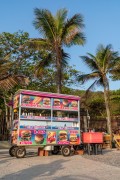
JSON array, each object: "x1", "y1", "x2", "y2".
[
  {"x1": 1, "y1": 159, "x2": 68, "y2": 180},
  {"x1": 1, "y1": 159, "x2": 98, "y2": 180}
]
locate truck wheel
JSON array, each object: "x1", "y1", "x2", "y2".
[
  {"x1": 9, "y1": 146, "x2": 17, "y2": 157},
  {"x1": 52, "y1": 146, "x2": 60, "y2": 155},
  {"x1": 61, "y1": 146, "x2": 71, "y2": 157},
  {"x1": 15, "y1": 147, "x2": 26, "y2": 158}
]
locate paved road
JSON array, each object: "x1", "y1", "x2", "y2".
[{"x1": 0, "y1": 149, "x2": 120, "y2": 180}]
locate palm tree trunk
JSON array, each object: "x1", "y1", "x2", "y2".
[
  {"x1": 103, "y1": 77, "x2": 112, "y2": 147},
  {"x1": 57, "y1": 65, "x2": 62, "y2": 93},
  {"x1": 56, "y1": 48, "x2": 62, "y2": 93},
  {"x1": 104, "y1": 88, "x2": 112, "y2": 134}
]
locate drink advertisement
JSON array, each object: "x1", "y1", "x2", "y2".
[
  {"x1": 47, "y1": 131, "x2": 56, "y2": 144},
  {"x1": 18, "y1": 129, "x2": 46, "y2": 145},
  {"x1": 53, "y1": 98, "x2": 78, "y2": 111},
  {"x1": 21, "y1": 95, "x2": 51, "y2": 108}
]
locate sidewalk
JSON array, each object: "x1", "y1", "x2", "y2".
[{"x1": 0, "y1": 141, "x2": 10, "y2": 149}]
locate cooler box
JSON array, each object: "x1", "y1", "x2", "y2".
[{"x1": 82, "y1": 132, "x2": 103, "y2": 144}]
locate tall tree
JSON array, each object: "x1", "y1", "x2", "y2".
[
  {"x1": 78, "y1": 44, "x2": 120, "y2": 137},
  {"x1": 28, "y1": 8, "x2": 85, "y2": 93},
  {"x1": 0, "y1": 31, "x2": 33, "y2": 90},
  {"x1": 0, "y1": 31, "x2": 32, "y2": 130}
]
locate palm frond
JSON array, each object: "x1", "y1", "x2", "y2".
[
  {"x1": 77, "y1": 72, "x2": 100, "y2": 84},
  {"x1": 65, "y1": 31, "x2": 85, "y2": 46},
  {"x1": 96, "y1": 77, "x2": 105, "y2": 88},
  {"x1": 61, "y1": 50, "x2": 69, "y2": 67},
  {"x1": 62, "y1": 13, "x2": 85, "y2": 44},
  {"x1": 95, "y1": 44, "x2": 119, "y2": 73},
  {"x1": 0, "y1": 75, "x2": 29, "y2": 90},
  {"x1": 33, "y1": 8, "x2": 56, "y2": 40},
  {"x1": 80, "y1": 55, "x2": 99, "y2": 71},
  {"x1": 110, "y1": 63, "x2": 120, "y2": 80},
  {"x1": 55, "y1": 8, "x2": 67, "y2": 35},
  {"x1": 35, "y1": 53, "x2": 53, "y2": 77}
]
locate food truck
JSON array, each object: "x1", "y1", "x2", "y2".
[{"x1": 9, "y1": 89, "x2": 81, "y2": 158}]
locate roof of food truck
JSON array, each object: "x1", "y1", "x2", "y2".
[{"x1": 15, "y1": 89, "x2": 80, "y2": 100}]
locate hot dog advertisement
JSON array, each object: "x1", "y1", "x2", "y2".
[
  {"x1": 47, "y1": 131, "x2": 56, "y2": 144},
  {"x1": 21, "y1": 95, "x2": 51, "y2": 108}
]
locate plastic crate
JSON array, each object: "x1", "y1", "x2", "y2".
[{"x1": 82, "y1": 132, "x2": 103, "y2": 144}]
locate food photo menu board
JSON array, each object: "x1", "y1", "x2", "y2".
[
  {"x1": 21, "y1": 95, "x2": 51, "y2": 108},
  {"x1": 20, "y1": 95, "x2": 78, "y2": 110},
  {"x1": 18, "y1": 129, "x2": 80, "y2": 146},
  {"x1": 56, "y1": 130, "x2": 80, "y2": 145},
  {"x1": 53, "y1": 98, "x2": 78, "y2": 110},
  {"x1": 19, "y1": 120, "x2": 80, "y2": 145},
  {"x1": 18, "y1": 129, "x2": 46, "y2": 145}
]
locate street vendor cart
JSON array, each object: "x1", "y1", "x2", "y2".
[{"x1": 9, "y1": 89, "x2": 81, "y2": 158}]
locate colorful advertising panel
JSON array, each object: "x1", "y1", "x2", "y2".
[
  {"x1": 13, "y1": 120, "x2": 19, "y2": 130},
  {"x1": 47, "y1": 131, "x2": 56, "y2": 144},
  {"x1": 18, "y1": 129, "x2": 46, "y2": 145},
  {"x1": 53, "y1": 98, "x2": 78, "y2": 111},
  {"x1": 13, "y1": 95, "x2": 20, "y2": 108},
  {"x1": 18, "y1": 129, "x2": 80, "y2": 146},
  {"x1": 21, "y1": 95, "x2": 51, "y2": 108},
  {"x1": 11, "y1": 130, "x2": 18, "y2": 144},
  {"x1": 68, "y1": 130, "x2": 80, "y2": 145},
  {"x1": 57, "y1": 130, "x2": 69, "y2": 145}
]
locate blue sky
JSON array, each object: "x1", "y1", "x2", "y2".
[{"x1": 0, "y1": 0, "x2": 120, "y2": 91}]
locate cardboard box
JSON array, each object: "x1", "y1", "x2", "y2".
[
  {"x1": 38, "y1": 148, "x2": 50, "y2": 156},
  {"x1": 75, "y1": 150, "x2": 84, "y2": 155},
  {"x1": 38, "y1": 148, "x2": 45, "y2": 156}
]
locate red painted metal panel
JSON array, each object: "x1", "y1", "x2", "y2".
[{"x1": 82, "y1": 132, "x2": 103, "y2": 143}]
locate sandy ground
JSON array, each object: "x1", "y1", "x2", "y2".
[{"x1": 0, "y1": 148, "x2": 120, "y2": 180}]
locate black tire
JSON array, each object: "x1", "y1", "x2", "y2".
[
  {"x1": 9, "y1": 146, "x2": 17, "y2": 157},
  {"x1": 61, "y1": 146, "x2": 71, "y2": 157},
  {"x1": 15, "y1": 147, "x2": 26, "y2": 158},
  {"x1": 52, "y1": 146, "x2": 60, "y2": 155}
]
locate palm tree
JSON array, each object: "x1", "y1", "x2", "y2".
[
  {"x1": 78, "y1": 44, "x2": 120, "y2": 137},
  {"x1": 28, "y1": 8, "x2": 85, "y2": 93}
]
